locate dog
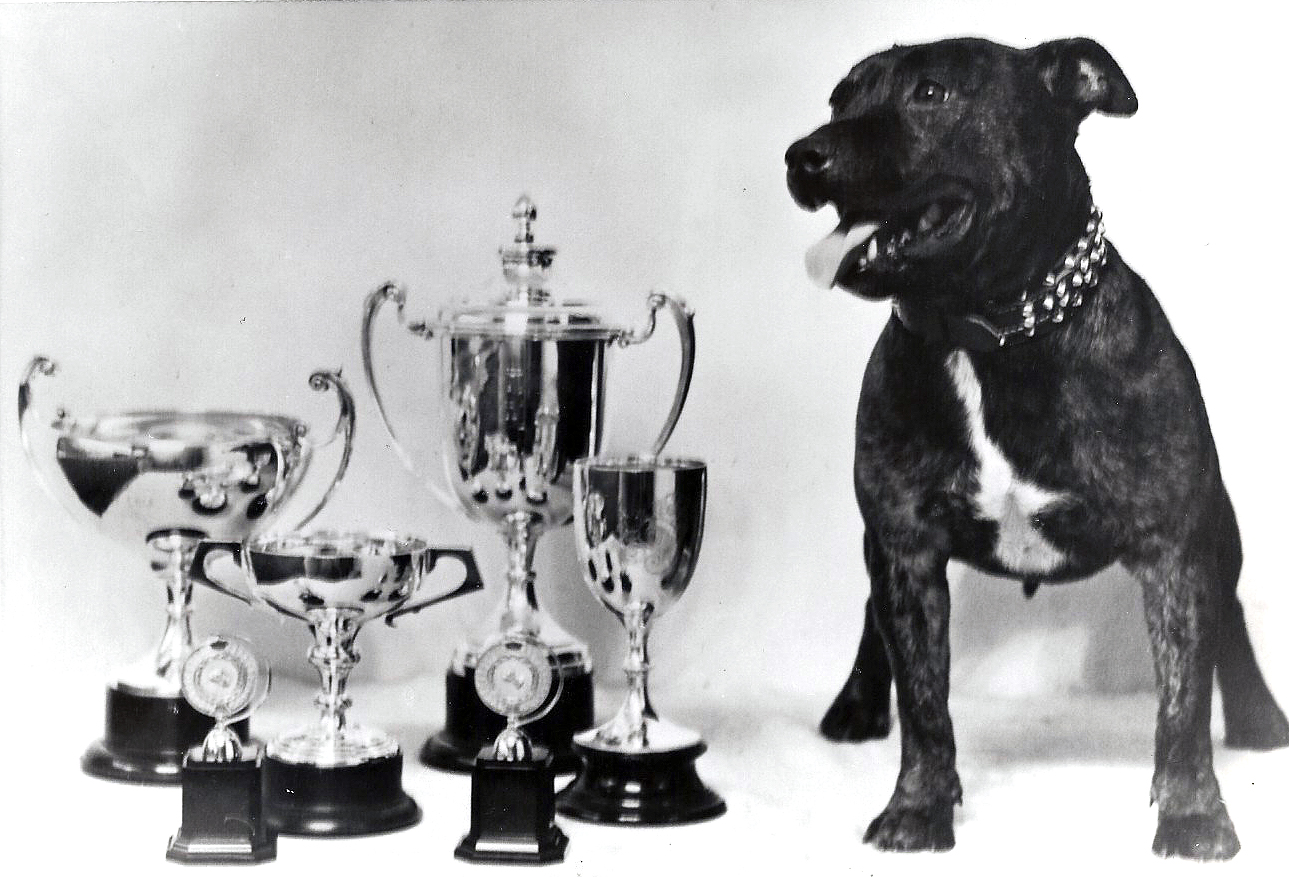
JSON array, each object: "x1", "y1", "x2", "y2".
[{"x1": 785, "y1": 37, "x2": 1289, "y2": 860}]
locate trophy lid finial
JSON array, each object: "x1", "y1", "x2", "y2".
[
  {"x1": 500, "y1": 194, "x2": 556, "y2": 303},
  {"x1": 512, "y1": 195, "x2": 537, "y2": 243}
]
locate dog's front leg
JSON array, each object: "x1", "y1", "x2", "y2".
[
  {"x1": 1130, "y1": 540, "x2": 1240, "y2": 860},
  {"x1": 862, "y1": 532, "x2": 960, "y2": 851}
]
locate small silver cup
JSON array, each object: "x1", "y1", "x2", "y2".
[{"x1": 191, "y1": 530, "x2": 483, "y2": 836}]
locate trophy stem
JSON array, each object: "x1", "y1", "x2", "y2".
[
  {"x1": 501, "y1": 513, "x2": 543, "y2": 632},
  {"x1": 307, "y1": 611, "x2": 360, "y2": 738},
  {"x1": 621, "y1": 603, "x2": 657, "y2": 741},
  {"x1": 149, "y1": 538, "x2": 199, "y2": 691}
]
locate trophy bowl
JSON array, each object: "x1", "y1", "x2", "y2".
[
  {"x1": 17, "y1": 355, "x2": 355, "y2": 784},
  {"x1": 555, "y1": 455, "x2": 725, "y2": 825},
  {"x1": 362, "y1": 196, "x2": 697, "y2": 771},
  {"x1": 191, "y1": 530, "x2": 483, "y2": 837}
]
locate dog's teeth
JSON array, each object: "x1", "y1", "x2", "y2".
[{"x1": 867, "y1": 236, "x2": 879, "y2": 261}]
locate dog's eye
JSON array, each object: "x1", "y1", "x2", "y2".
[{"x1": 912, "y1": 78, "x2": 948, "y2": 104}]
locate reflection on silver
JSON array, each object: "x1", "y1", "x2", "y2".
[
  {"x1": 361, "y1": 196, "x2": 697, "y2": 679},
  {"x1": 180, "y1": 635, "x2": 271, "y2": 763},
  {"x1": 18, "y1": 356, "x2": 355, "y2": 697},
  {"x1": 191, "y1": 531, "x2": 483, "y2": 768},
  {"x1": 572, "y1": 456, "x2": 708, "y2": 754}
]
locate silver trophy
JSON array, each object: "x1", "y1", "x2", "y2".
[
  {"x1": 190, "y1": 530, "x2": 483, "y2": 836},
  {"x1": 167, "y1": 635, "x2": 276, "y2": 864},
  {"x1": 18, "y1": 355, "x2": 354, "y2": 784},
  {"x1": 556, "y1": 456, "x2": 725, "y2": 825},
  {"x1": 362, "y1": 195, "x2": 696, "y2": 771}
]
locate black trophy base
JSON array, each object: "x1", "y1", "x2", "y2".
[
  {"x1": 83, "y1": 685, "x2": 249, "y2": 785},
  {"x1": 557, "y1": 740, "x2": 726, "y2": 825},
  {"x1": 421, "y1": 666, "x2": 593, "y2": 774},
  {"x1": 167, "y1": 751, "x2": 277, "y2": 864},
  {"x1": 262, "y1": 751, "x2": 421, "y2": 837},
  {"x1": 455, "y1": 746, "x2": 568, "y2": 865}
]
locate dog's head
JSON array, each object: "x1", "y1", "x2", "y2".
[{"x1": 786, "y1": 38, "x2": 1136, "y2": 306}]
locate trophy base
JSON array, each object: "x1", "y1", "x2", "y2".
[
  {"x1": 262, "y1": 752, "x2": 421, "y2": 837},
  {"x1": 421, "y1": 666, "x2": 594, "y2": 773},
  {"x1": 455, "y1": 746, "x2": 568, "y2": 865},
  {"x1": 82, "y1": 685, "x2": 249, "y2": 785},
  {"x1": 556, "y1": 739, "x2": 726, "y2": 825},
  {"x1": 167, "y1": 751, "x2": 277, "y2": 864}
]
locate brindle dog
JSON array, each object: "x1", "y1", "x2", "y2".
[{"x1": 785, "y1": 37, "x2": 1289, "y2": 859}]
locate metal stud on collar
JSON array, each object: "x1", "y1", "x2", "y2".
[{"x1": 993, "y1": 203, "x2": 1105, "y2": 346}]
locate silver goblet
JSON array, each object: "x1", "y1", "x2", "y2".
[
  {"x1": 557, "y1": 455, "x2": 725, "y2": 825},
  {"x1": 362, "y1": 195, "x2": 696, "y2": 771},
  {"x1": 191, "y1": 530, "x2": 483, "y2": 836},
  {"x1": 18, "y1": 355, "x2": 354, "y2": 783}
]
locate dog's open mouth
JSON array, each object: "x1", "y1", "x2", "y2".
[{"x1": 806, "y1": 197, "x2": 974, "y2": 290}]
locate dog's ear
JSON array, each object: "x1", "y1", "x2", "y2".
[{"x1": 1032, "y1": 38, "x2": 1138, "y2": 118}]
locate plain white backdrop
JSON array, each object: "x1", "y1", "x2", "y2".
[{"x1": 2, "y1": 2, "x2": 1288, "y2": 872}]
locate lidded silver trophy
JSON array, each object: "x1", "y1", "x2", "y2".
[
  {"x1": 17, "y1": 356, "x2": 354, "y2": 784},
  {"x1": 362, "y1": 196, "x2": 696, "y2": 770},
  {"x1": 190, "y1": 531, "x2": 483, "y2": 836},
  {"x1": 556, "y1": 456, "x2": 725, "y2": 824}
]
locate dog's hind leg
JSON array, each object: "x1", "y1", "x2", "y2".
[
  {"x1": 861, "y1": 532, "x2": 960, "y2": 852},
  {"x1": 1130, "y1": 519, "x2": 1241, "y2": 860},
  {"x1": 1208, "y1": 486, "x2": 1289, "y2": 750},
  {"x1": 820, "y1": 532, "x2": 893, "y2": 741}
]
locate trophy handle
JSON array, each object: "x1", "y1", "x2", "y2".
[
  {"x1": 289, "y1": 369, "x2": 356, "y2": 529},
  {"x1": 17, "y1": 355, "x2": 62, "y2": 485},
  {"x1": 189, "y1": 540, "x2": 254, "y2": 606},
  {"x1": 16, "y1": 356, "x2": 88, "y2": 523},
  {"x1": 618, "y1": 292, "x2": 696, "y2": 457},
  {"x1": 17, "y1": 354, "x2": 58, "y2": 426},
  {"x1": 384, "y1": 546, "x2": 486, "y2": 627},
  {"x1": 361, "y1": 282, "x2": 459, "y2": 509}
]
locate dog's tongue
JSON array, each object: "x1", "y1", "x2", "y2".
[{"x1": 806, "y1": 221, "x2": 879, "y2": 288}]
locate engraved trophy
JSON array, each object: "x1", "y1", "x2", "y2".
[
  {"x1": 557, "y1": 456, "x2": 725, "y2": 824},
  {"x1": 190, "y1": 531, "x2": 483, "y2": 836},
  {"x1": 17, "y1": 355, "x2": 354, "y2": 784},
  {"x1": 362, "y1": 195, "x2": 695, "y2": 771},
  {"x1": 167, "y1": 635, "x2": 276, "y2": 865},
  {"x1": 456, "y1": 633, "x2": 568, "y2": 865}
]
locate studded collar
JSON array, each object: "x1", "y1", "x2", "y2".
[{"x1": 893, "y1": 204, "x2": 1107, "y2": 351}]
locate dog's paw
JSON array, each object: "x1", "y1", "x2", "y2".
[
  {"x1": 1225, "y1": 704, "x2": 1289, "y2": 751},
  {"x1": 863, "y1": 803, "x2": 955, "y2": 852},
  {"x1": 819, "y1": 691, "x2": 891, "y2": 742},
  {"x1": 1152, "y1": 811, "x2": 1240, "y2": 861}
]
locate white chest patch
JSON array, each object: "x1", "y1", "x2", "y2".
[{"x1": 946, "y1": 350, "x2": 1067, "y2": 575}]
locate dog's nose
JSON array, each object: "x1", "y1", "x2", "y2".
[{"x1": 785, "y1": 138, "x2": 834, "y2": 176}]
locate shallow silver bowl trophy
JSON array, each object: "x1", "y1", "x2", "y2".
[
  {"x1": 18, "y1": 355, "x2": 354, "y2": 784},
  {"x1": 556, "y1": 455, "x2": 725, "y2": 825},
  {"x1": 167, "y1": 635, "x2": 276, "y2": 865},
  {"x1": 362, "y1": 195, "x2": 696, "y2": 771},
  {"x1": 191, "y1": 530, "x2": 483, "y2": 836}
]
